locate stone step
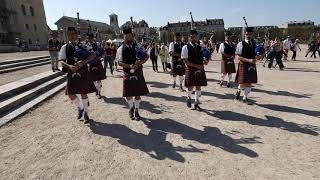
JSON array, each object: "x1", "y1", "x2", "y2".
[
  {"x1": 0, "y1": 60, "x2": 51, "y2": 74},
  {"x1": 0, "y1": 82, "x2": 66, "y2": 127},
  {"x1": 0, "y1": 58, "x2": 51, "y2": 70},
  {"x1": 0, "y1": 55, "x2": 50, "y2": 65},
  {"x1": 0, "y1": 75, "x2": 66, "y2": 117},
  {"x1": 0, "y1": 71, "x2": 64, "y2": 102}
]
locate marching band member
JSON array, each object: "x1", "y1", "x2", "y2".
[
  {"x1": 218, "y1": 31, "x2": 236, "y2": 88},
  {"x1": 116, "y1": 27, "x2": 149, "y2": 121},
  {"x1": 182, "y1": 30, "x2": 209, "y2": 111},
  {"x1": 169, "y1": 33, "x2": 185, "y2": 91},
  {"x1": 235, "y1": 27, "x2": 261, "y2": 105},
  {"x1": 84, "y1": 33, "x2": 106, "y2": 99},
  {"x1": 59, "y1": 27, "x2": 98, "y2": 123}
]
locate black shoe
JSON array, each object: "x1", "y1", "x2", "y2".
[
  {"x1": 77, "y1": 109, "x2": 84, "y2": 120},
  {"x1": 179, "y1": 84, "x2": 185, "y2": 92},
  {"x1": 84, "y1": 113, "x2": 90, "y2": 123},
  {"x1": 52, "y1": 69, "x2": 56, "y2": 72},
  {"x1": 194, "y1": 104, "x2": 202, "y2": 111},
  {"x1": 172, "y1": 83, "x2": 176, "y2": 88},
  {"x1": 129, "y1": 107, "x2": 135, "y2": 120},
  {"x1": 235, "y1": 91, "x2": 241, "y2": 100},
  {"x1": 187, "y1": 98, "x2": 192, "y2": 108},
  {"x1": 227, "y1": 83, "x2": 231, "y2": 88},
  {"x1": 134, "y1": 109, "x2": 141, "y2": 121},
  {"x1": 242, "y1": 98, "x2": 253, "y2": 105},
  {"x1": 219, "y1": 81, "x2": 224, "y2": 87}
]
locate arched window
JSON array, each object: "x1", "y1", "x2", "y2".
[
  {"x1": 30, "y1": 6, "x2": 34, "y2": 16},
  {"x1": 28, "y1": 38, "x2": 32, "y2": 44},
  {"x1": 21, "y1": 5, "x2": 26, "y2": 15},
  {"x1": 25, "y1": 24, "x2": 29, "y2": 30},
  {"x1": 34, "y1": 24, "x2": 37, "y2": 31}
]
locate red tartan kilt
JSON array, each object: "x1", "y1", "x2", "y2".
[
  {"x1": 235, "y1": 63, "x2": 258, "y2": 84},
  {"x1": 185, "y1": 66, "x2": 207, "y2": 87},
  {"x1": 221, "y1": 58, "x2": 236, "y2": 74},
  {"x1": 89, "y1": 62, "x2": 106, "y2": 81},
  {"x1": 65, "y1": 67, "x2": 96, "y2": 95},
  {"x1": 171, "y1": 60, "x2": 185, "y2": 76},
  {"x1": 123, "y1": 67, "x2": 149, "y2": 97}
]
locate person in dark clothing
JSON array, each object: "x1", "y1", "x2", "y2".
[
  {"x1": 216, "y1": 42, "x2": 220, "y2": 53},
  {"x1": 305, "y1": 41, "x2": 316, "y2": 58},
  {"x1": 268, "y1": 38, "x2": 284, "y2": 70},
  {"x1": 150, "y1": 43, "x2": 159, "y2": 72}
]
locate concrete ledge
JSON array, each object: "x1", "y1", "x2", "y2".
[
  {"x1": 0, "y1": 61, "x2": 52, "y2": 74},
  {"x1": 0, "y1": 55, "x2": 50, "y2": 65},
  {"x1": 0, "y1": 75, "x2": 66, "y2": 116},
  {"x1": 0, "y1": 71, "x2": 64, "y2": 101},
  {"x1": 0, "y1": 58, "x2": 50, "y2": 70},
  {"x1": 0, "y1": 82, "x2": 66, "y2": 127}
]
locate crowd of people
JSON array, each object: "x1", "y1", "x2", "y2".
[{"x1": 49, "y1": 24, "x2": 319, "y2": 124}]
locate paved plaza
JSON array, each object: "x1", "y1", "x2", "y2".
[{"x1": 0, "y1": 48, "x2": 319, "y2": 179}]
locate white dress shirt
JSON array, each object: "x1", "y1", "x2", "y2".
[
  {"x1": 283, "y1": 39, "x2": 291, "y2": 49},
  {"x1": 59, "y1": 44, "x2": 67, "y2": 60},
  {"x1": 115, "y1": 45, "x2": 123, "y2": 63}
]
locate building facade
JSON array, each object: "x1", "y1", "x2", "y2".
[
  {"x1": 159, "y1": 19, "x2": 225, "y2": 43},
  {"x1": 120, "y1": 20, "x2": 155, "y2": 42},
  {"x1": 228, "y1": 26, "x2": 281, "y2": 41},
  {"x1": 55, "y1": 15, "x2": 117, "y2": 43},
  {"x1": 282, "y1": 20, "x2": 315, "y2": 29},
  {"x1": 0, "y1": 0, "x2": 48, "y2": 52},
  {"x1": 109, "y1": 13, "x2": 120, "y2": 35}
]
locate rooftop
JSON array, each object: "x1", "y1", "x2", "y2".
[{"x1": 55, "y1": 16, "x2": 111, "y2": 28}]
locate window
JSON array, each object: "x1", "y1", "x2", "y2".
[
  {"x1": 30, "y1": 6, "x2": 34, "y2": 16},
  {"x1": 28, "y1": 38, "x2": 32, "y2": 44},
  {"x1": 25, "y1": 24, "x2": 29, "y2": 30},
  {"x1": 33, "y1": 24, "x2": 37, "y2": 31},
  {"x1": 21, "y1": 5, "x2": 26, "y2": 15}
]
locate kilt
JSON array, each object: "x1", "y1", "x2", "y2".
[
  {"x1": 221, "y1": 57, "x2": 236, "y2": 74},
  {"x1": 185, "y1": 66, "x2": 207, "y2": 87},
  {"x1": 171, "y1": 60, "x2": 185, "y2": 76},
  {"x1": 123, "y1": 67, "x2": 149, "y2": 97},
  {"x1": 235, "y1": 62, "x2": 258, "y2": 84},
  {"x1": 66, "y1": 67, "x2": 96, "y2": 95},
  {"x1": 89, "y1": 62, "x2": 106, "y2": 81}
]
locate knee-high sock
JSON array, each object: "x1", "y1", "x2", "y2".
[
  {"x1": 173, "y1": 76, "x2": 177, "y2": 84},
  {"x1": 195, "y1": 90, "x2": 201, "y2": 104},
  {"x1": 82, "y1": 98, "x2": 89, "y2": 113},
  {"x1": 72, "y1": 96, "x2": 82, "y2": 110},
  {"x1": 94, "y1": 81, "x2": 101, "y2": 93},
  {"x1": 127, "y1": 99, "x2": 134, "y2": 109},
  {"x1": 134, "y1": 99, "x2": 141, "y2": 109},
  {"x1": 221, "y1": 73, "x2": 226, "y2": 81},
  {"x1": 243, "y1": 87, "x2": 251, "y2": 100},
  {"x1": 179, "y1": 76, "x2": 184, "y2": 85},
  {"x1": 187, "y1": 89, "x2": 192, "y2": 99},
  {"x1": 227, "y1": 74, "x2": 232, "y2": 83}
]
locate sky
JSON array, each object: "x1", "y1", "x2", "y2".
[{"x1": 44, "y1": 0, "x2": 320, "y2": 30}]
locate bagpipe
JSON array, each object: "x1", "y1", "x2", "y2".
[
  {"x1": 202, "y1": 48, "x2": 211, "y2": 61},
  {"x1": 255, "y1": 43, "x2": 266, "y2": 56}
]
